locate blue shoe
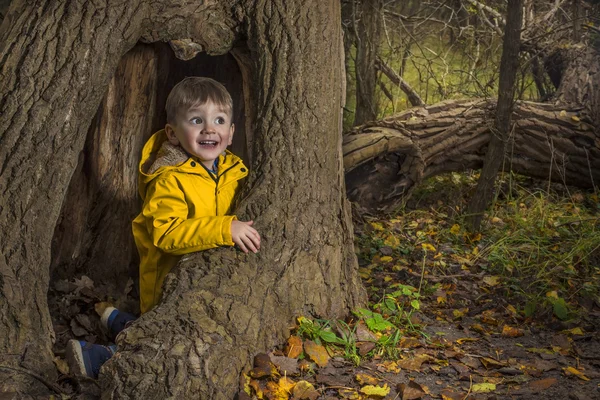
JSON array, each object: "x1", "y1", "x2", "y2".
[
  {"x1": 66, "y1": 340, "x2": 116, "y2": 378},
  {"x1": 101, "y1": 307, "x2": 136, "y2": 340}
]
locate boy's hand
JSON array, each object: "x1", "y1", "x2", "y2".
[{"x1": 231, "y1": 220, "x2": 261, "y2": 253}]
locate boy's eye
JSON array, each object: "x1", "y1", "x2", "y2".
[
  {"x1": 190, "y1": 117, "x2": 203, "y2": 124},
  {"x1": 215, "y1": 117, "x2": 225, "y2": 124}
]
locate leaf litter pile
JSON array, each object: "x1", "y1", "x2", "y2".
[
  {"x1": 46, "y1": 173, "x2": 599, "y2": 399},
  {"x1": 241, "y1": 174, "x2": 600, "y2": 400}
]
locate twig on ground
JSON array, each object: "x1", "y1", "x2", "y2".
[{"x1": 0, "y1": 364, "x2": 66, "y2": 395}]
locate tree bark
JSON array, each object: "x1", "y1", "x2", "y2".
[
  {"x1": 353, "y1": 0, "x2": 384, "y2": 125},
  {"x1": 98, "y1": 1, "x2": 365, "y2": 398},
  {"x1": 0, "y1": 0, "x2": 244, "y2": 394},
  {"x1": 344, "y1": 99, "x2": 599, "y2": 213},
  {"x1": 466, "y1": 0, "x2": 523, "y2": 231}
]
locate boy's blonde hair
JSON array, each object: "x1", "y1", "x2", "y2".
[{"x1": 165, "y1": 77, "x2": 233, "y2": 124}]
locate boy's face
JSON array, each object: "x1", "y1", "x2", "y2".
[{"x1": 165, "y1": 101, "x2": 234, "y2": 169}]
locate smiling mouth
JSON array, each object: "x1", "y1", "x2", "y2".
[{"x1": 199, "y1": 140, "x2": 219, "y2": 147}]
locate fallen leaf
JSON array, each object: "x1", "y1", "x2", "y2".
[
  {"x1": 397, "y1": 355, "x2": 432, "y2": 371},
  {"x1": 561, "y1": 327, "x2": 584, "y2": 335},
  {"x1": 527, "y1": 377, "x2": 557, "y2": 392},
  {"x1": 304, "y1": 340, "x2": 329, "y2": 367},
  {"x1": 379, "y1": 256, "x2": 393, "y2": 263},
  {"x1": 53, "y1": 357, "x2": 69, "y2": 375},
  {"x1": 264, "y1": 380, "x2": 289, "y2": 400},
  {"x1": 456, "y1": 337, "x2": 479, "y2": 344},
  {"x1": 360, "y1": 384, "x2": 390, "y2": 397},
  {"x1": 450, "y1": 224, "x2": 460, "y2": 234},
  {"x1": 270, "y1": 355, "x2": 299, "y2": 375},
  {"x1": 421, "y1": 243, "x2": 436, "y2": 252},
  {"x1": 397, "y1": 381, "x2": 426, "y2": 399},
  {"x1": 440, "y1": 388, "x2": 464, "y2": 400},
  {"x1": 339, "y1": 388, "x2": 360, "y2": 399},
  {"x1": 472, "y1": 382, "x2": 496, "y2": 393},
  {"x1": 370, "y1": 222, "x2": 385, "y2": 231},
  {"x1": 285, "y1": 336, "x2": 303, "y2": 358},
  {"x1": 377, "y1": 360, "x2": 400, "y2": 373},
  {"x1": 292, "y1": 380, "x2": 319, "y2": 400},
  {"x1": 73, "y1": 275, "x2": 94, "y2": 292},
  {"x1": 355, "y1": 373, "x2": 379, "y2": 385},
  {"x1": 482, "y1": 276, "x2": 500, "y2": 286},
  {"x1": 480, "y1": 357, "x2": 507, "y2": 369},
  {"x1": 357, "y1": 341, "x2": 377, "y2": 356},
  {"x1": 399, "y1": 337, "x2": 421, "y2": 348},
  {"x1": 501, "y1": 325, "x2": 524, "y2": 338},
  {"x1": 250, "y1": 353, "x2": 279, "y2": 379},
  {"x1": 563, "y1": 366, "x2": 590, "y2": 381},
  {"x1": 278, "y1": 377, "x2": 295, "y2": 392}
]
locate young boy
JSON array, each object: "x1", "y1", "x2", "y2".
[{"x1": 66, "y1": 77, "x2": 260, "y2": 378}]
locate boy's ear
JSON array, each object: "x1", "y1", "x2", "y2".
[
  {"x1": 165, "y1": 124, "x2": 179, "y2": 145},
  {"x1": 228, "y1": 123, "x2": 235, "y2": 146}
]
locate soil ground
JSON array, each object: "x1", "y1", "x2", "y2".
[{"x1": 47, "y1": 174, "x2": 600, "y2": 399}]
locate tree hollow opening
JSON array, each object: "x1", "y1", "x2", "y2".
[{"x1": 49, "y1": 42, "x2": 248, "y2": 319}]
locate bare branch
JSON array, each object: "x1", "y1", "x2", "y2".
[
  {"x1": 462, "y1": 0, "x2": 506, "y2": 26},
  {"x1": 375, "y1": 57, "x2": 425, "y2": 107}
]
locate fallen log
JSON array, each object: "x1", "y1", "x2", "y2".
[{"x1": 343, "y1": 98, "x2": 599, "y2": 213}]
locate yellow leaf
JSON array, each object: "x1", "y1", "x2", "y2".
[
  {"x1": 370, "y1": 222, "x2": 385, "y2": 231},
  {"x1": 421, "y1": 243, "x2": 436, "y2": 252},
  {"x1": 456, "y1": 337, "x2": 479, "y2": 344},
  {"x1": 571, "y1": 115, "x2": 580, "y2": 122},
  {"x1": 292, "y1": 380, "x2": 319, "y2": 400},
  {"x1": 376, "y1": 360, "x2": 400, "y2": 373},
  {"x1": 278, "y1": 377, "x2": 296, "y2": 392},
  {"x1": 383, "y1": 276, "x2": 393, "y2": 282},
  {"x1": 482, "y1": 276, "x2": 500, "y2": 286},
  {"x1": 453, "y1": 308, "x2": 468, "y2": 319},
  {"x1": 380, "y1": 256, "x2": 393, "y2": 263},
  {"x1": 472, "y1": 246, "x2": 479, "y2": 255},
  {"x1": 472, "y1": 383, "x2": 496, "y2": 393},
  {"x1": 450, "y1": 224, "x2": 460, "y2": 234},
  {"x1": 304, "y1": 340, "x2": 330, "y2": 367},
  {"x1": 563, "y1": 366, "x2": 590, "y2": 381},
  {"x1": 561, "y1": 327, "x2": 584, "y2": 335},
  {"x1": 501, "y1": 325, "x2": 524, "y2": 337},
  {"x1": 546, "y1": 291, "x2": 559, "y2": 299},
  {"x1": 559, "y1": 110, "x2": 567, "y2": 117},
  {"x1": 355, "y1": 373, "x2": 379, "y2": 385},
  {"x1": 384, "y1": 235, "x2": 400, "y2": 247},
  {"x1": 437, "y1": 296, "x2": 446, "y2": 304},
  {"x1": 360, "y1": 384, "x2": 390, "y2": 397},
  {"x1": 506, "y1": 304, "x2": 518, "y2": 316}
]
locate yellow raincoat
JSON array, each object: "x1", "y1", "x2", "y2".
[{"x1": 132, "y1": 130, "x2": 248, "y2": 313}]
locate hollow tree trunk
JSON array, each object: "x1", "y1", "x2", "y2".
[
  {"x1": 101, "y1": 1, "x2": 365, "y2": 398},
  {"x1": 0, "y1": 0, "x2": 246, "y2": 395},
  {"x1": 344, "y1": 99, "x2": 599, "y2": 213}
]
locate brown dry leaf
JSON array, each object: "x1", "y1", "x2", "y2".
[
  {"x1": 94, "y1": 301, "x2": 113, "y2": 317},
  {"x1": 563, "y1": 366, "x2": 590, "y2": 381},
  {"x1": 501, "y1": 325, "x2": 524, "y2": 338},
  {"x1": 440, "y1": 389, "x2": 464, "y2": 400},
  {"x1": 292, "y1": 380, "x2": 319, "y2": 400},
  {"x1": 250, "y1": 353, "x2": 279, "y2": 379},
  {"x1": 339, "y1": 388, "x2": 360, "y2": 399},
  {"x1": 480, "y1": 357, "x2": 507, "y2": 369},
  {"x1": 53, "y1": 357, "x2": 69, "y2": 375},
  {"x1": 455, "y1": 337, "x2": 479, "y2": 345},
  {"x1": 399, "y1": 337, "x2": 421, "y2": 348},
  {"x1": 397, "y1": 354, "x2": 432, "y2": 372},
  {"x1": 285, "y1": 336, "x2": 303, "y2": 359},
  {"x1": 397, "y1": 381, "x2": 426, "y2": 400},
  {"x1": 470, "y1": 324, "x2": 488, "y2": 335},
  {"x1": 249, "y1": 379, "x2": 263, "y2": 398},
  {"x1": 356, "y1": 373, "x2": 379, "y2": 385},
  {"x1": 356, "y1": 321, "x2": 378, "y2": 341},
  {"x1": 357, "y1": 341, "x2": 377, "y2": 356},
  {"x1": 270, "y1": 354, "x2": 299, "y2": 375},
  {"x1": 303, "y1": 340, "x2": 329, "y2": 368},
  {"x1": 527, "y1": 377, "x2": 557, "y2": 392},
  {"x1": 479, "y1": 310, "x2": 500, "y2": 325},
  {"x1": 482, "y1": 276, "x2": 500, "y2": 286}
]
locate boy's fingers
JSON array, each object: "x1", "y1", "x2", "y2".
[{"x1": 242, "y1": 235, "x2": 258, "y2": 253}]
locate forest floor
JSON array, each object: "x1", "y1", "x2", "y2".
[{"x1": 48, "y1": 173, "x2": 600, "y2": 399}]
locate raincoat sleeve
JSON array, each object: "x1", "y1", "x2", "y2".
[{"x1": 142, "y1": 175, "x2": 236, "y2": 255}]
